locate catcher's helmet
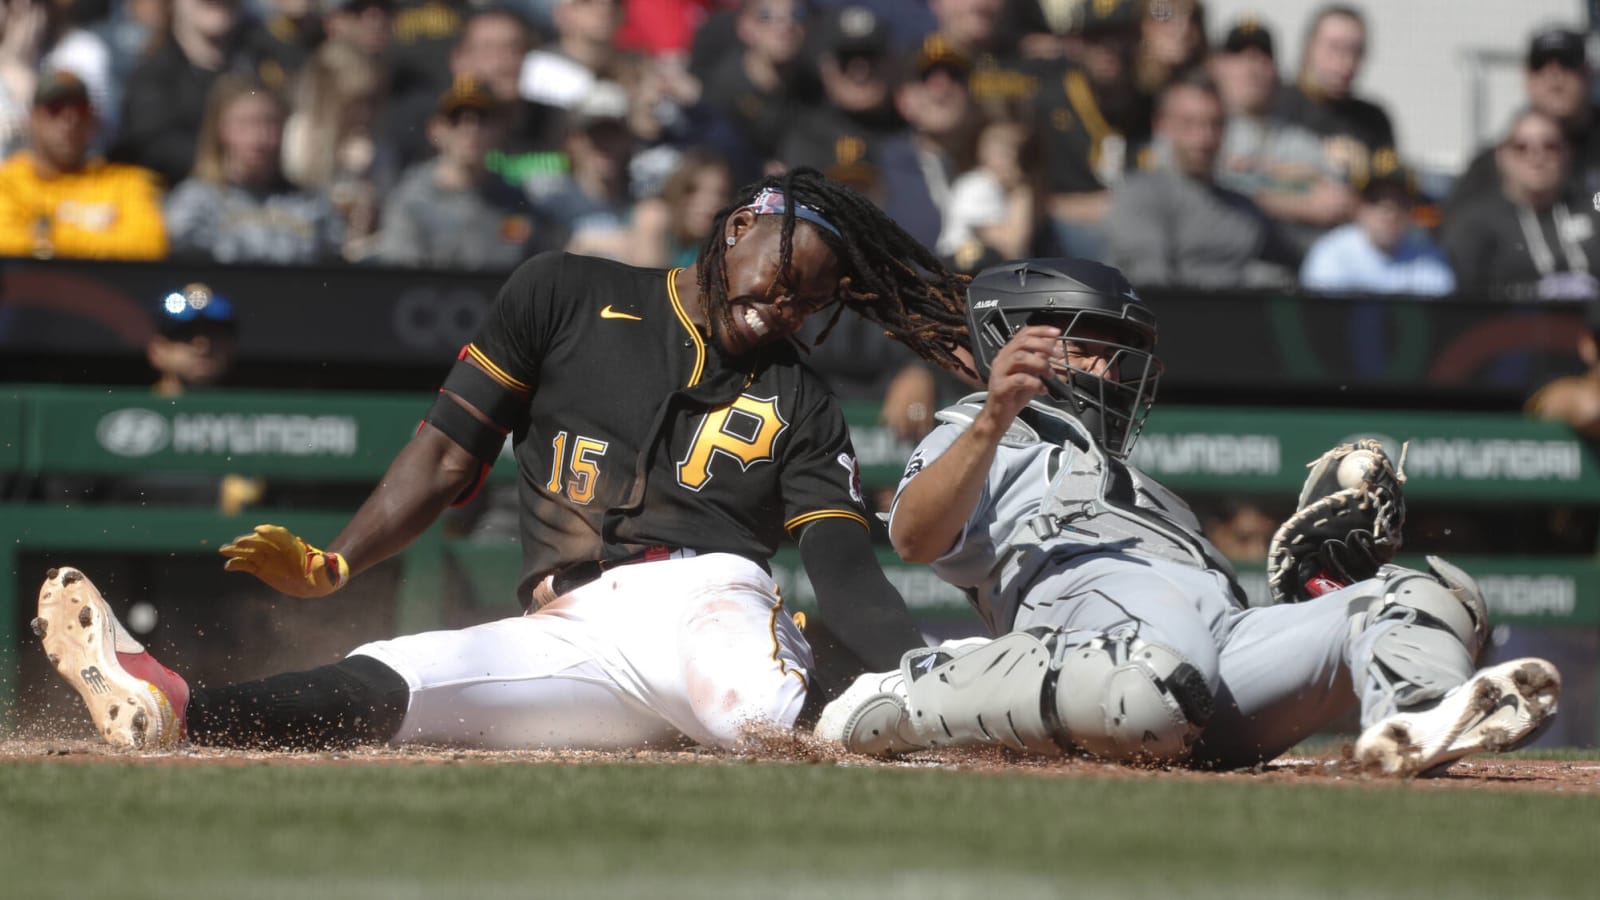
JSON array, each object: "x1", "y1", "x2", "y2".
[{"x1": 966, "y1": 258, "x2": 1162, "y2": 458}]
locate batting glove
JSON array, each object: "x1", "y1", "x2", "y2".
[{"x1": 220, "y1": 524, "x2": 350, "y2": 598}]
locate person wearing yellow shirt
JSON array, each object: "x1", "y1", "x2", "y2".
[{"x1": 0, "y1": 70, "x2": 167, "y2": 260}]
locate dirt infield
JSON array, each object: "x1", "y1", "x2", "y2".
[{"x1": 4, "y1": 735, "x2": 1597, "y2": 795}]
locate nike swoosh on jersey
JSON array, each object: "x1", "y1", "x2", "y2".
[{"x1": 600, "y1": 305, "x2": 643, "y2": 321}]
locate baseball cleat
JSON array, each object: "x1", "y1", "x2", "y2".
[
  {"x1": 36, "y1": 566, "x2": 190, "y2": 750},
  {"x1": 814, "y1": 670, "x2": 924, "y2": 756},
  {"x1": 1354, "y1": 657, "x2": 1560, "y2": 777}
]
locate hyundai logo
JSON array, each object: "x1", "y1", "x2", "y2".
[{"x1": 96, "y1": 409, "x2": 171, "y2": 458}]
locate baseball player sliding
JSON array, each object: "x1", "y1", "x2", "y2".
[
  {"x1": 33, "y1": 169, "x2": 970, "y2": 752},
  {"x1": 817, "y1": 258, "x2": 1560, "y2": 776}
]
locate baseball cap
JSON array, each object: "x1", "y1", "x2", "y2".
[
  {"x1": 155, "y1": 283, "x2": 237, "y2": 339},
  {"x1": 1527, "y1": 27, "x2": 1586, "y2": 70},
  {"x1": 1220, "y1": 17, "x2": 1274, "y2": 57},
  {"x1": 1075, "y1": 0, "x2": 1139, "y2": 37},
  {"x1": 906, "y1": 33, "x2": 972, "y2": 82},
  {"x1": 436, "y1": 76, "x2": 498, "y2": 119},
  {"x1": 821, "y1": 5, "x2": 890, "y2": 59},
  {"x1": 33, "y1": 70, "x2": 90, "y2": 110},
  {"x1": 1356, "y1": 158, "x2": 1417, "y2": 204}
]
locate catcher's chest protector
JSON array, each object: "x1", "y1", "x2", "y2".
[{"x1": 936, "y1": 395, "x2": 1241, "y2": 601}]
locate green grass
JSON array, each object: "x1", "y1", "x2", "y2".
[{"x1": 0, "y1": 759, "x2": 1591, "y2": 900}]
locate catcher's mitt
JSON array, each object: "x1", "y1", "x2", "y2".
[{"x1": 1266, "y1": 439, "x2": 1407, "y2": 604}]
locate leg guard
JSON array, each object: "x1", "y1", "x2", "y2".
[
  {"x1": 901, "y1": 628, "x2": 1214, "y2": 764},
  {"x1": 1362, "y1": 555, "x2": 1489, "y2": 719},
  {"x1": 902, "y1": 633, "x2": 1061, "y2": 756}
]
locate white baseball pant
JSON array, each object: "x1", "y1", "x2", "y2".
[{"x1": 349, "y1": 552, "x2": 812, "y2": 750}]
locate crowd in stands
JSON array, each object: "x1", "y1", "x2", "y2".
[{"x1": 2, "y1": 0, "x2": 1598, "y2": 303}]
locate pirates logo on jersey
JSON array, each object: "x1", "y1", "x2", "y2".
[
  {"x1": 676, "y1": 394, "x2": 789, "y2": 491},
  {"x1": 837, "y1": 452, "x2": 864, "y2": 505}
]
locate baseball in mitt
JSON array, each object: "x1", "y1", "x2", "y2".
[{"x1": 1266, "y1": 439, "x2": 1407, "y2": 604}]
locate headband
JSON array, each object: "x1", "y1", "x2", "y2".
[{"x1": 743, "y1": 187, "x2": 842, "y2": 239}]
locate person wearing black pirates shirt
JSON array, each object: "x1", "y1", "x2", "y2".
[
  {"x1": 1031, "y1": 0, "x2": 1151, "y2": 259},
  {"x1": 34, "y1": 169, "x2": 978, "y2": 757},
  {"x1": 1270, "y1": 4, "x2": 1395, "y2": 188}
]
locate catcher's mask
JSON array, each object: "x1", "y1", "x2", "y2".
[{"x1": 966, "y1": 258, "x2": 1162, "y2": 458}]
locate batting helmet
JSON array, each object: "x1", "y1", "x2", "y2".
[{"x1": 966, "y1": 258, "x2": 1162, "y2": 458}]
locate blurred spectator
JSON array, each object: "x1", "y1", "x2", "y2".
[
  {"x1": 1446, "y1": 27, "x2": 1600, "y2": 220},
  {"x1": 1272, "y1": 4, "x2": 1395, "y2": 188},
  {"x1": 283, "y1": 37, "x2": 394, "y2": 260},
  {"x1": 878, "y1": 34, "x2": 976, "y2": 251},
  {"x1": 0, "y1": 0, "x2": 117, "y2": 155},
  {"x1": 778, "y1": 5, "x2": 900, "y2": 174},
  {"x1": 391, "y1": 7, "x2": 549, "y2": 189},
  {"x1": 1208, "y1": 16, "x2": 1352, "y2": 253},
  {"x1": 243, "y1": 0, "x2": 323, "y2": 90},
  {"x1": 1440, "y1": 110, "x2": 1600, "y2": 301},
  {"x1": 385, "y1": 0, "x2": 467, "y2": 135},
  {"x1": 519, "y1": 0, "x2": 623, "y2": 115},
  {"x1": 164, "y1": 73, "x2": 343, "y2": 263},
  {"x1": 376, "y1": 78, "x2": 543, "y2": 270},
  {"x1": 1299, "y1": 163, "x2": 1454, "y2": 296},
  {"x1": 1134, "y1": 0, "x2": 1207, "y2": 100},
  {"x1": 631, "y1": 147, "x2": 732, "y2": 267},
  {"x1": 1106, "y1": 72, "x2": 1297, "y2": 287},
  {"x1": 1201, "y1": 498, "x2": 1276, "y2": 565},
  {"x1": 527, "y1": 81, "x2": 635, "y2": 259},
  {"x1": 697, "y1": 0, "x2": 815, "y2": 167},
  {"x1": 110, "y1": 0, "x2": 268, "y2": 187},
  {"x1": 925, "y1": 0, "x2": 1007, "y2": 58},
  {"x1": 1034, "y1": 0, "x2": 1148, "y2": 260},
  {"x1": 147, "y1": 281, "x2": 238, "y2": 397},
  {"x1": 141, "y1": 282, "x2": 265, "y2": 515},
  {"x1": 613, "y1": 53, "x2": 695, "y2": 199},
  {"x1": 322, "y1": 0, "x2": 391, "y2": 55},
  {"x1": 0, "y1": 70, "x2": 167, "y2": 259},
  {"x1": 93, "y1": 0, "x2": 171, "y2": 97},
  {"x1": 1525, "y1": 299, "x2": 1600, "y2": 438},
  {"x1": 936, "y1": 114, "x2": 1040, "y2": 272},
  {"x1": 685, "y1": 0, "x2": 744, "y2": 85}
]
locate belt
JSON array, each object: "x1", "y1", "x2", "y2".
[{"x1": 549, "y1": 546, "x2": 693, "y2": 596}]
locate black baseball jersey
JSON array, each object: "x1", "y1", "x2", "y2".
[
  {"x1": 1031, "y1": 63, "x2": 1152, "y2": 195},
  {"x1": 467, "y1": 251, "x2": 871, "y2": 603}
]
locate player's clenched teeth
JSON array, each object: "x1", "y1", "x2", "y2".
[{"x1": 744, "y1": 307, "x2": 769, "y2": 337}]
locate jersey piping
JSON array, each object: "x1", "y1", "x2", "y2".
[
  {"x1": 465, "y1": 343, "x2": 529, "y2": 392},
  {"x1": 664, "y1": 266, "x2": 707, "y2": 385},
  {"x1": 785, "y1": 508, "x2": 870, "y2": 534}
]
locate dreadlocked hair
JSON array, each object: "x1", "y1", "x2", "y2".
[{"x1": 696, "y1": 167, "x2": 974, "y2": 376}]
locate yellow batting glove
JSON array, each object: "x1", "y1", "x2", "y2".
[{"x1": 219, "y1": 524, "x2": 351, "y2": 598}]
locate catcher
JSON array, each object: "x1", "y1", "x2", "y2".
[{"x1": 818, "y1": 257, "x2": 1561, "y2": 776}]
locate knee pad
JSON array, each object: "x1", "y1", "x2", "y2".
[
  {"x1": 1365, "y1": 556, "x2": 1489, "y2": 707},
  {"x1": 1050, "y1": 627, "x2": 1214, "y2": 764}
]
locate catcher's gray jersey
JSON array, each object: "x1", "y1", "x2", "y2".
[{"x1": 891, "y1": 396, "x2": 1241, "y2": 635}]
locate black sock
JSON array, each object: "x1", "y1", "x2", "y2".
[{"x1": 188, "y1": 655, "x2": 410, "y2": 750}]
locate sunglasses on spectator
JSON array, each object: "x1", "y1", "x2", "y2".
[{"x1": 1507, "y1": 138, "x2": 1563, "y2": 156}]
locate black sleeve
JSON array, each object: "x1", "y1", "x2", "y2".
[
  {"x1": 112, "y1": 63, "x2": 197, "y2": 186},
  {"x1": 798, "y1": 516, "x2": 924, "y2": 688}
]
